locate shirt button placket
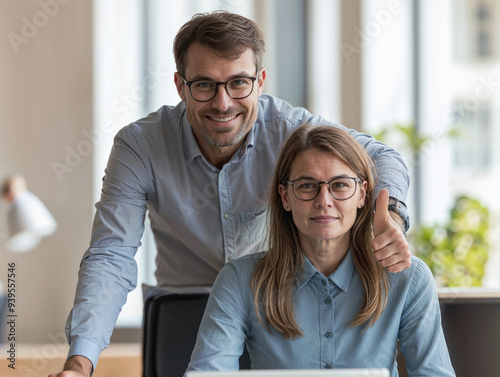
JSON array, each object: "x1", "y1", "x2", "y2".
[
  {"x1": 322, "y1": 283, "x2": 334, "y2": 370},
  {"x1": 218, "y1": 169, "x2": 235, "y2": 261}
]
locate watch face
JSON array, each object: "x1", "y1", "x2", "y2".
[
  {"x1": 388, "y1": 198, "x2": 398, "y2": 206},
  {"x1": 389, "y1": 198, "x2": 404, "y2": 210}
]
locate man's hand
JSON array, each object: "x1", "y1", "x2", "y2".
[
  {"x1": 48, "y1": 355, "x2": 93, "y2": 377},
  {"x1": 372, "y1": 189, "x2": 411, "y2": 273}
]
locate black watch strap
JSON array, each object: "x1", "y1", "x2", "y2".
[{"x1": 388, "y1": 197, "x2": 410, "y2": 234}]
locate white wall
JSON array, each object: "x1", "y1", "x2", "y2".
[{"x1": 0, "y1": 0, "x2": 94, "y2": 344}]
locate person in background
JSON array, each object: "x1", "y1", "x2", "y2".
[
  {"x1": 50, "y1": 11, "x2": 411, "y2": 377},
  {"x1": 187, "y1": 124, "x2": 454, "y2": 376}
]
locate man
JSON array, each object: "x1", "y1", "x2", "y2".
[{"x1": 49, "y1": 11, "x2": 411, "y2": 377}]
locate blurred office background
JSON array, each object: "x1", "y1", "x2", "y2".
[{"x1": 0, "y1": 0, "x2": 499, "y2": 347}]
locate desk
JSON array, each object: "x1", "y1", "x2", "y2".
[{"x1": 0, "y1": 342, "x2": 141, "y2": 377}]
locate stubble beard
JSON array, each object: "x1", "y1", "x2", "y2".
[{"x1": 203, "y1": 121, "x2": 249, "y2": 147}]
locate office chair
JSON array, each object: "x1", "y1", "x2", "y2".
[{"x1": 142, "y1": 293, "x2": 251, "y2": 377}]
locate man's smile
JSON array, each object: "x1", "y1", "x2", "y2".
[{"x1": 207, "y1": 114, "x2": 239, "y2": 123}]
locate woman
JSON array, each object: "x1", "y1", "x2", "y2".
[{"x1": 186, "y1": 124, "x2": 455, "y2": 376}]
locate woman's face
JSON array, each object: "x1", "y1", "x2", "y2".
[{"x1": 279, "y1": 149, "x2": 367, "y2": 251}]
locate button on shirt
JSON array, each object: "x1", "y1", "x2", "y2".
[
  {"x1": 65, "y1": 94, "x2": 410, "y2": 368},
  {"x1": 187, "y1": 254, "x2": 455, "y2": 377}
]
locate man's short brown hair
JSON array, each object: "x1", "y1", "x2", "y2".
[{"x1": 173, "y1": 11, "x2": 266, "y2": 76}]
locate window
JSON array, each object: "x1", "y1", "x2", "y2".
[
  {"x1": 453, "y1": 0, "x2": 499, "y2": 61},
  {"x1": 418, "y1": 0, "x2": 500, "y2": 289},
  {"x1": 452, "y1": 101, "x2": 492, "y2": 170},
  {"x1": 93, "y1": 0, "x2": 257, "y2": 328},
  {"x1": 363, "y1": 0, "x2": 500, "y2": 289}
]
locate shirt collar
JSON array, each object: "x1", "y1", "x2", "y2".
[
  {"x1": 298, "y1": 250, "x2": 355, "y2": 292},
  {"x1": 181, "y1": 111, "x2": 255, "y2": 165},
  {"x1": 181, "y1": 112, "x2": 203, "y2": 163}
]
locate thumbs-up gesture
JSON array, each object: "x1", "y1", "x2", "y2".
[{"x1": 371, "y1": 189, "x2": 411, "y2": 273}]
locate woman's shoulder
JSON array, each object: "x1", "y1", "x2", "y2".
[
  {"x1": 211, "y1": 252, "x2": 267, "y2": 299},
  {"x1": 228, "y1": 252, "x2": 267, "y2": 270},
  {"x1": 409, "y1": 255, "x2": 434, "y2": 280},
  {"x1": 389, "y1": 255, "x2": 432, "y2": 277},
  {"x1": 388, "y1": 255, "x2": 436, "y2": 293},
  {"x1": 217, "y1": 252, "x2": 266, "y2": 280}
]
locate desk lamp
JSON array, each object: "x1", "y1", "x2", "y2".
[
  {"x1": 0, "y1": 174, "x2": 58, "y2": 343},
  {"x1": 1, "y1": 174, "x2": 57, "y2": 253}
]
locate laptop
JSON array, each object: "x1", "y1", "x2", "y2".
[{"x1": 187, "y1": 369, "x2": 390, "y2": 377}]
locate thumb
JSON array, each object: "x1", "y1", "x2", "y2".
[{"x1": 373, "y1": 189, "x2": 390, "y2": 237}]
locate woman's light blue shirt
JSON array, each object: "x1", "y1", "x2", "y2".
[{"x1": 187, "y1": 253, "x2": 455, "y2": 377}]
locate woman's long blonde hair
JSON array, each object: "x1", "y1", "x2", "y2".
[{"x1": 251, "y1": 124, "x2": 389, "y2": 339}]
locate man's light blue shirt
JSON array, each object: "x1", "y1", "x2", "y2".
[
  {"x1": 65, "y1": 94, "x2": 410, "y2": 368},
  {"x1": 187, "y1": 254, "x2": 455, "y2": 377}
]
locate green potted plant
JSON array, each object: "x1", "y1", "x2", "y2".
[{"x1": 408, "y1": 195, "x2": 490, "y2": 287}]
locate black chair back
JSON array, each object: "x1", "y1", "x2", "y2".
[{"x1": 143, "y1": 293, "x2": 251, "y2": 377}]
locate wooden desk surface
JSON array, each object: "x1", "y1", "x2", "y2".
[{"x1": 0, "y1": 342, "x2": 141, "y2": 377}]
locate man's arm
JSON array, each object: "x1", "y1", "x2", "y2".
[
  {"x1": 348, "y1": 130, "x2": 410, "y2": 214},
  {"x1": 48, "y1": 130, "x2": 150, "y2": 375}
]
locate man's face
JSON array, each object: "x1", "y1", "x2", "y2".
[{"x1": 174, "y1": 42, "x2": 266, "y2": 162}]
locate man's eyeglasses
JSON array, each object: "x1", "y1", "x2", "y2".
[
  {"x1": 286, "y1": 177, "x2": 362, "y2": 201},
  {"x1": 182, "y1": 76, "x2": 257, "y2": 102}
]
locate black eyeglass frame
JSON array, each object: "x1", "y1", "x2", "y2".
[
  {"x1": 286, "y1": 177, "x2": 362, "y2": 201},
  {"x1": 182, "y1": 76, "x2": 258, "y2": 102}
]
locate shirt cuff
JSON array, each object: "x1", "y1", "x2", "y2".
[{"x1": 67, "y1": 336, "x2": 102, "y2": 375}]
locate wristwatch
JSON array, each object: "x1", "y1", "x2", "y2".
[{"x1": 388, "y1": 197, "x2": 410, "y2": 234}]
